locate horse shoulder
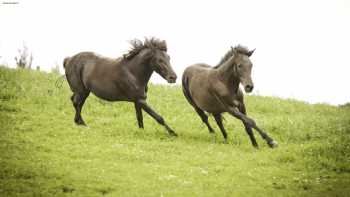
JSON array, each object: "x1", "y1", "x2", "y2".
[
  {"x1": 208, "y1": 72, "x2": 229, "y2": 96},
  {"x1": 209, "y1": 77, "x2": 242, "y2": 108},
  {"x1": 117, "y1": 68, "x2": 147, "y2": 100}
]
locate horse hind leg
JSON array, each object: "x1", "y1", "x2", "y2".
[
  {"x1": 213, "y1": 113, "x2": 228, "y2": 143},
  {"x1": 65, "y1": 63, "x2": 91, "y2": 126},
  {"x1": 71, "y1": 91, "x2": 90, "y2": 125},
  {"x1": 182, "y1": 81, "x2": 214, "y2": 133},
  {"x1": 194, "y1": 107, "x2": 215, "y2": 133}
]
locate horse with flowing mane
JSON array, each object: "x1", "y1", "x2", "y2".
[{"x1": 64, "y1": 38, "x2": 178, "y2": 136}]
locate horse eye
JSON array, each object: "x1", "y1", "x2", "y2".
[{"x1": 237, "y1": 64, "x2": 242, "y2": 69}]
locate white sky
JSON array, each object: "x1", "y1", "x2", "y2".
[{"x1": 0, "y1": 0, "x2": 349, "y2": 105}]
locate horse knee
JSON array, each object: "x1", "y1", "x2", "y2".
[{"x1": 246, "y1": 118, "x2": 256, "y2": 128}]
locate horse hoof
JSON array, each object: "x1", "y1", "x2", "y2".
[
  {"x1": 268, "y1": 140, "x2": 278, "y2": 148},
  {"x1": 75, "y1": 121, "x2": 87, "y2": 126},
  {"x1": 169, "y1": 132, "x2": 178, "y2": 137}
]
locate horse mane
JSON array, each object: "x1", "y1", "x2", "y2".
[
  {"x1": 123, "y1": 37, "x2": 167, "y2": 60},
  {"x1": 214, "y1": 45, "x2": 250, "y2": 68}
]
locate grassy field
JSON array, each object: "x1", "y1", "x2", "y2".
[{"x1": 0, "y1": 66, "x2": 349, "y2": 196}]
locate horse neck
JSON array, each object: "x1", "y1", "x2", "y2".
[
  {"x1": 127, "y1": 56, "x2": 153, "y2": 85},
  {"x1": 216, "y1": 57, "x2": 240, "y2": 92}
]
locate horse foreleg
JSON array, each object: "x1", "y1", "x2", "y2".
[
  {"x1": 134, "y1": 102, "x2": 144, "y2": 128},
  {"x1": 238, "y1": 103, "x2": 259, "y2": 148},
  {"x1": 228, "y1": 107, "x2": 277, "y2": 148},
  {"x1": 137, "y1": 99, "x2": 177, "y2": 137}
]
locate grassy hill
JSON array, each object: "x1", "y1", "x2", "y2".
[{"x1": 0, "y1": 66, "x2": 349, "y2": 196}]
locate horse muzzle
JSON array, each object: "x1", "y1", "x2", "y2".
[{"x1": 166, "y1": 75, "x2": 177, "y2": 83}]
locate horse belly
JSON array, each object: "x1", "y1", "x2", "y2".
[
  {"x1": 88, "y1": 79, "x2": 131, "y2": 101},
  {"x1": 192, "y1": 91, "x2": 226, "y2": 113}
]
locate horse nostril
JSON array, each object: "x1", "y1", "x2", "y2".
[
  {"x1": 245, "y1": 85, "x2": 254, "y2": 92},
  {"x1": 168, "y1": 75, "x2": 177, "y2": 83},
  {"x1": 170, "y1": 76, "x2": 177, "y2": 80}
]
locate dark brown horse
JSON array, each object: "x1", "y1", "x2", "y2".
[
  {"x1": 182, "y1": 45, "x2": 277, "y2": 148},
  {"x1": 64, "y1": 38, "x2": 178, "y2": 136}
]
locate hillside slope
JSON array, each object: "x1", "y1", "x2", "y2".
[{"x1": 0, "y1": 66, "x2": 349, "y2": 196}]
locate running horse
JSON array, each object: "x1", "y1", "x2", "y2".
[
  {"x1": 182, "y1": 45, "x2": 278, "y2": 148},
  {"x1": 64, "y1": 38, "x2": 178, "y2": 136}
]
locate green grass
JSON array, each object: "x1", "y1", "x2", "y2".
[{"x1": 0, "y1": 66, "x2": 349, "y2": 196}]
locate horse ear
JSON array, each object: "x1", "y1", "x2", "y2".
[
  {"x1": 231, "y1": 46, "x2": 237, "y2": 55},
  {"x1": 247, "y1": 49, "x2": 255, "y2": 57},
  {"x1": 161, "y1": 40, "x2": 167, "y2": 51}
]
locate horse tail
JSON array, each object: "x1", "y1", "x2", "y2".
[
  {"x1": 181, "y1": 73, "x2": 189, "y2": 97},
  {"x1": 182, "y1": 73, "x2": 195, "y2": 106},
  {"x1": 63, "y1": 57, "x2": 70, "y2": 70}
]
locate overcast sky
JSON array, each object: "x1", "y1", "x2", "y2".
[{"x1": 0, "y1": 0, "x2": 349, "y2": 105}]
